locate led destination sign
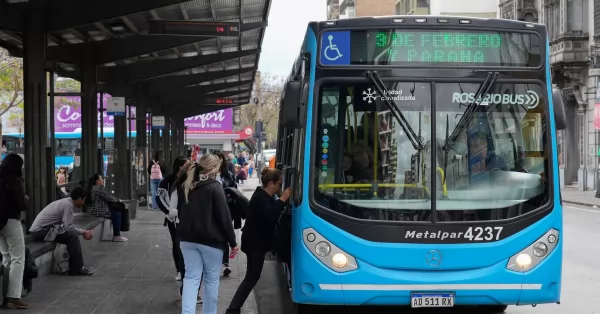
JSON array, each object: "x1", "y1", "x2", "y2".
[{"x1": 319, "y1": 29, "x2": 540, "y2": 67}]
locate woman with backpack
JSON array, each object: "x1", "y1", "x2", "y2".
[
  {"x1": 0, "y1": 154, "x2": 29, "y2": 309},
  {"x1": 148, "y1": 151, "x2": 168, "y2": 211},
  {"x1": 172, "y1": 154, "x2": 238, "y2": 314}
]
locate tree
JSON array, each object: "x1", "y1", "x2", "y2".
[
  {"x1": 0, "y1": 46, "x2": 82, "y2": 146},
  {"x1": 0, "y1": 47, "x2": 23, "y2": 142},
  {"x1": 236, "y1": 72, "x2": 285, "y2": 143}
]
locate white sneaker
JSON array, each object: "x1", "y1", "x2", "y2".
[
  {"x1": 112, "y1": 236, "x2": 128, "y2": 242},
  {"x1": 175, "y1": 272, "x2": 182, "y2": 281}
]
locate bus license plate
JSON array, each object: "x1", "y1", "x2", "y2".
[{"x1": 411, "y1": 293, "x2": 454, "y2": 308}]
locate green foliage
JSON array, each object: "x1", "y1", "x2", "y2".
[
  {"x1": 0, "y1": 47, "x2": 82, "y2": 136},
  {"x1": 55, "y1": 76, "x2": 82, "y2": 109},
  {"x1": 236, "y1": 72, "x2": 285, "y2": 143},
  {"x1": 0, "y1": 47, "x2": 24, "y2": 117}
]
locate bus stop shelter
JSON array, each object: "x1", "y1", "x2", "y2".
[{"x1": 0, "y1": 0, "x2": 270, "y2": 226}]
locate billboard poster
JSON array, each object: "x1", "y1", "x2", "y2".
[{"x1": 184, "y1": 109, "x2": 233, "y2": 134}]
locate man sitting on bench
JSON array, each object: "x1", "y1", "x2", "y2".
[{"x1": 29, "y1": 187, "x2": 94, "y2": 276}]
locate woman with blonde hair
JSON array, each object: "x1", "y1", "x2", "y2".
[{"x1": 172, "y1": 154, "x2": 238, "y2": 314}]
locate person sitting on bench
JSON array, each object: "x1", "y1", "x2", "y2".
[{"x1": 29, "y1": 187, "x2": 94, "y2": 276}]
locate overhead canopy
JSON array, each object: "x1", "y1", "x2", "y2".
[{"x1": 0, "y1": 0, "x2": 271, "y2": 117}]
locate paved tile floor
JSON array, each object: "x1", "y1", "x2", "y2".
[{"x1": 18, "y1": 209, "x2": 256, "y2": 314}]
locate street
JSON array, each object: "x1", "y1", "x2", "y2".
[{"x1": 254, "y1": 204, "x2": 600, "y2": 314}]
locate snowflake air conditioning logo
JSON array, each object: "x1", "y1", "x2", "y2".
[{"x1": 363, "y1": 88, "x2": 378, "y2": 104}]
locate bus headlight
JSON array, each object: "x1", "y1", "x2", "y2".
[
  {"x1": 303, "y1": 228, "x2": 358, "y2": 273},
  {"x1": 332, "y1": 253, "x2": 348, "y2": 268},
  {"x1": 507, "y1": 229, "x2": 559, "y2": 272},
  {"x1": 515, "y1": 253, "x2": 532, "y2": 269},
  {"x1": 315, "y1": 241, "x2": 331, "y2": 257},
  {"x1": 532, "y1": 242, "x2": 548, "y2": 257}
]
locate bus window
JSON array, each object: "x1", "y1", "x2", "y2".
[
  {"x1": 436, "y1": 82, "x2": 548, "y2": 221},
  {"x1": 313, "y1": 82, "x2": 433, "y2": 222}
]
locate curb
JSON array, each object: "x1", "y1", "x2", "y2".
[{"x1": 563, "y1": 200, "x2": 599, "y2": 207}]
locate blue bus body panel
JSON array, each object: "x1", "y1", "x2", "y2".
[
  {"x1": 289, "y1": 28, "x2": 562, "y2": 307},
  {"x1": 291, "y1": 206, "x2": 562, "y2": 306}
]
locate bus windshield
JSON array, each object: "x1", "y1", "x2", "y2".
[{"x1": 313, "y1": 80, "x2": 549, "y2": 223}]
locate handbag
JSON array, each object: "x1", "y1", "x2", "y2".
[
  {"x1": 44, "y1": 224, "x2": 65, "y2": 242},
  {"x1": 121, "y1": 206, "x2": 130, "y2": 232},
  {"x1": 108, "y1": 201, "x2": 130, "y2": 232}
]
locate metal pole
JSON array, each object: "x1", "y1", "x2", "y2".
[
  {"x1": 254, "y1": 71, "x2": 263, "y2": 179},
  {"x1": 596, "y1": 129, "x2": 600, "y2": 197},
  {"x1": 100, "y1": 92, "x2": 104, "y2": 161},
  {"x1": 48, "y1": 71, "x2": 56, "y2": 202}
]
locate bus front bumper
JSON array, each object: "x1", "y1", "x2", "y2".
[{"x1": 291, "y1": 242, "x2": 562, "y2": 307}]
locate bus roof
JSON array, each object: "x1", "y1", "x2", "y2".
[{"x1": 314, "y1": 15, "x2": 545, "y2": 32}]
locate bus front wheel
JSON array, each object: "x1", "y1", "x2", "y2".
[
  {"x1": 478, "y1": 305, "x2": 508, "y2": 313},
  {"x1": 294, "y1": 303, "x2": 319, "y2": 314}
]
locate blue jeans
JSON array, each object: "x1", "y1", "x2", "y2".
[
  {"x1": 180, "y1": 241, "x2": 223, "y2": 314},
  {"x1": 150, "y1": 179, "x2": 161, "y2": 209},
  {"x1": 110, "y1": 210, "x2": 121, "y2": 236}
]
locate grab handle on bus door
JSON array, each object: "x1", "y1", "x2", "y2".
[{"x1": 281, "y1": 166, "x2": 296, "y2": 210}]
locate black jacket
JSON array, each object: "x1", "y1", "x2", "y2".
[
  {"x1": 241, "y1": 187, "x2": 286, "y2": 253},
  {"x1": 225, "y1": 187, "x2": 248, "y2": 229},
  {"x1": 156, "y1": 174, "x2": 177, "y2": 215},
  {"x1": 176, "y1": 179, "x2": 237, "y2": 249},
  {"x1": 0, "y1": 175, "x2": 27, "y2": 228}
]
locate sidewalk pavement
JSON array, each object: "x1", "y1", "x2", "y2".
[
  {"x1": 20, "y1": 209, "x2": 257, "y2": 314},
  {"x1": 561, "y1": 188, "x2": 600, "y2": 208}
]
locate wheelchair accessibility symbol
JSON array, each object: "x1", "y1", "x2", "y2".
[
  {"x1": 324, "y1": 35, "x2": 343, "y2": 61},
  {"x1": 320, "y1": 31, "x2": 350, "y2": 65}
]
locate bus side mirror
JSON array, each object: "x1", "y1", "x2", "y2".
[
  {"x1": 281, "y1": 80, "x2": 307, "y2": 129},
  {"x1": 552, "y1": 87, "x2": 567, "y2": 130}
]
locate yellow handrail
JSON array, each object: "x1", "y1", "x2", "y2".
[{"x1": 317, "y1": 167, "x2": 448, "y2": 197}]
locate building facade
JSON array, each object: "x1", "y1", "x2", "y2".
[
  {"x1": 500, "y1": 0, "x2": 594, "y2": 190},
  {"x1": 328, "y1": 0, "x2": 497, "y2": 19}
]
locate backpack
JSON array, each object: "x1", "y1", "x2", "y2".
[
  {"x1": 52, "y1": 244, "x2": 70, "y2": 274},
  {"x1": 150, "y1": 161, "x2": 163, "y2": 180}
]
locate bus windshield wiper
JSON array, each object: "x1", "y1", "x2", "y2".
[
  {"x1": 441, "y1": 72, "x2": 498, "y2": 188},
  {"x1": 442, "y1": 72, "x2": 499, "y2": 153},
  {"x1": 366, "y1": 71, "x2": 424, "y2": 151}
]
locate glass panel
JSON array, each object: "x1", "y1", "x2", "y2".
[
  {"x1": 435, "y1": 83, "x2": 549, "y2": 222},
  {"x1": 313, "y1": 82, "x2": 433, "y2": 222}
]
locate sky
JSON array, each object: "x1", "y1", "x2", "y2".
[{"x1": 258, "y1": 0, "x2": 326, "y2": 78}]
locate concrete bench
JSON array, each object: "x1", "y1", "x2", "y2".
[
  {"x1": 24, "y1": 214, "x2": 109, "y2": 278},
  {"x1": 1, "y1": 213, "x2": 123, "y2": 298}
]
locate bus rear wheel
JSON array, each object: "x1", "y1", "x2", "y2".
[{"x1": 478, "y1": 305, "x2": 508, "y2": 313}]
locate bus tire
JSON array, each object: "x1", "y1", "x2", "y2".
[
  {"x1": 294, "y1": 303, "x2": 318, "y2": 314},
  {"x1": 478, "y1": 305, "x2": 508, "y2": 313}
]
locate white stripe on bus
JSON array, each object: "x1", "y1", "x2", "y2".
[{"x1": 318, "y1": 284, "x2": 542, "y2": 291}]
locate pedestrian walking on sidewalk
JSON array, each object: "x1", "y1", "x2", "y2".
[
  {"x1": 214, "y1": 151, "x2": 237, "y2": 277},
  {"x1": 175, "y1": 154, "x2": 238, "y2": 314},
  {"x1": 156, "y1": 156, "x2": 202, "y2": 304},
  {"x1": 0, "y1": 154, "x2": 28, "y2": 309},
  {"x1": 225, "y1": 167, "x2": 292, "y2": 314},
  {"x1": 148, "y1": 150, "x2": 168, "y2": 211}
]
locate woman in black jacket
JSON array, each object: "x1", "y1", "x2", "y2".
[
  {"x1": 176, "y1": 154, "x2": 238, "y2": 314},
  {"x1": 0, "y1": 153, "x2": 28, "y2": 309},
  {"x1": 225, "y1": 167, "x2": 292, "y2": 314},
  {"x1": 155, "y1": 156, "x2": 189, "y2": 281},
  {"x1": 214, "y1": 151, "x2": 237, "y2": 277}
]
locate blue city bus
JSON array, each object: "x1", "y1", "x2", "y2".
[
  {"x1": 275, "y1": 16, "x2": 567, "y2": 312},
  {"x1": 2, "y1": 129, "x2": 137, "y2": 168}
]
